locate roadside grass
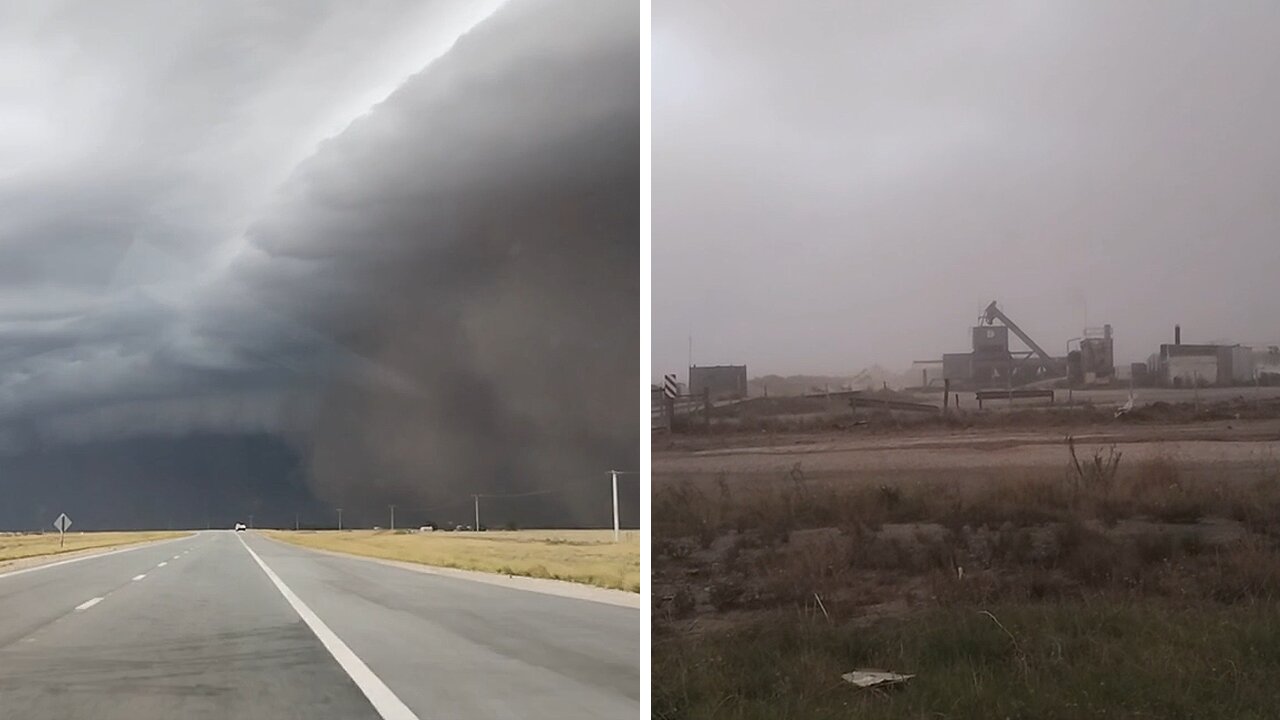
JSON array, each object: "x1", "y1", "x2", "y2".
[
  {"x1": 0, "y1": 531, "x2": 189, "y2": 565},
  {"x1": 264, "y1": 529, "x2": 640, "y2": 592},
  {"x1": 655, "y1": 600, "x2": 1280, "y2": 720}
]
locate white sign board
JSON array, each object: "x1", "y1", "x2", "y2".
[{"x1": 53, "y1": 513, "x2": 72, "y2": 533}]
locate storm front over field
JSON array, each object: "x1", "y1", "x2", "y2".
[
  {"x1": 654, "y1": 1, "x2": 1280, "y2": 381},
  {"x1": 0, "y1": 0, "x2": 639, "y2": 530}
]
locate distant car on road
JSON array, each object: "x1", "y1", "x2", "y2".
[{"x1": 234, "y1": 523, "x2": 246, "y2": 532}]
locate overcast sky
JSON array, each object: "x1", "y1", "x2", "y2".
[
  {"x1": 654, "y1": 1, "x2": 1280, "y2": 380},
  {"x1": 0, "y1": 0, "x2": 638, "y2": 529}
]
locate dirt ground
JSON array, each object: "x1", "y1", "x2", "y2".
[
  {"x1": 937, "y1": 384, "x2": 1280, "y2": 409},
  {"x1": 656, "y1": 418, "x2": 1280, "y2": 482},
  {"x1": 653, "y1": 413, "x2": 1280, "y2": 634}
]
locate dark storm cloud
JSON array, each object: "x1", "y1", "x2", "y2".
[
  {"x1": 0, "y1": 0, "x2": 638, "y2": 528},
  {"x1": 654, "y1": 1, "x2": 1280, "y2": 379},
  {"x1": 229, "y1": 0, "x2": 640, "y2": 522}
]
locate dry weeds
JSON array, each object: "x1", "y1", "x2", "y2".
[
  {"x1": 265, "y1": 528, "x2": 640, "y2": 592},
  {"x1": 0, "y1": 531, "x2": 189, "y2": 565}
]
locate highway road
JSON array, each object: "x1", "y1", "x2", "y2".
[{"x1": 0, "y1": 531, "x2": 639, "y2": 719}]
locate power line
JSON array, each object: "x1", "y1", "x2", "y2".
[
  {"x1": 473, "y1": 488, "x2": 562, "y2": 499},
  {"x1": 338, "y1": 471, "x2": 639, "y2": 535}
]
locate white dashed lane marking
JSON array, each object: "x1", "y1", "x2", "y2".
[
  {"x1": 74, "y1": 597, "x2": 104, "y2": 611},
  {"x1": 157, "y1": 562, "x2": 167, "y2": 567},
  {"x1": 132, "y1": 574, "x2": 146, "y2": 581},
  {"x1": 0, "y1": 534, "x2": 192, "y2": 582}
]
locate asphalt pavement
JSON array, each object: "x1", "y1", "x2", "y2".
[{"x1": 0, "y1": 530, "x2": 639, "y2": 719}]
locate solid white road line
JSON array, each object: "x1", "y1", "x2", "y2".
[
  {"x1": 0, "y1": 534, "x2": 193, "y2": 582},
  {"x1": 132, "y1": 574, "x2": 146, "y2": 581},
  {"x1": 74, "y1": 597, "x2": 104, "y2": 611},
  {"x1": 237, "y1": 534, "x2": 420, "y2": 720},
  {"x1": 157, "y1": 562, "x2": 167, "y2": 567}
]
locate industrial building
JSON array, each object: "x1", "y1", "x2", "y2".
[
  {"x1": 688, "y1": 364, "x2": 748, "y2": 400},
  {"x1": 927, "y1": 305, "x2": 1269, "y2": 393},
  {"x1": 1072, "y1": 325, "x2": 1116, "y2": 384},
  {"x1": 1145, "y1": 325, "x2": 1257, "y2": 387},
  {"x1": 1256, "y1": 347, "x2": 1280, "y2": 383}
]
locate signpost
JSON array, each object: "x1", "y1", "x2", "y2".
[
  {"x1": 53, "y1": 513, "x2": 72, "y2": 547},
  {"x1": 663, "y1": 374, "x2": 679, "y2": 429}
]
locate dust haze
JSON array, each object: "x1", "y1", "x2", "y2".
[{"x1": 654, "y1": 1, "x2": 1280, "y2": 382}]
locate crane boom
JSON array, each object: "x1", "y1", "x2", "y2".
[{"x1": 982, "y1": 301, "x2": 1061, "y2": 371}]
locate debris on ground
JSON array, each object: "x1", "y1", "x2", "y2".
[
  {"x1": 1115, "y1": 395, "x2": 1135, "y2": 417},
  {"x1": 841, "y1": 669, "x2": 915, "y2": 689}
]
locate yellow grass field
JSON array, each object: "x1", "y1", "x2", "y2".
[
  {"x1": 0, "y1": 531, "x2": 189, "y2": 565},
  {"x1": 264, "y1": 529, "x2": 640, "y2": 592}
]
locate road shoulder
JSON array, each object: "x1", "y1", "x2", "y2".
[{"x1": 0, "y1": 534, "x2": 192, "y2": 579}]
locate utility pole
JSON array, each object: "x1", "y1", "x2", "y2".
[
  {"x1": 336, "y1": 507, "x2": 343, "y2": 531},
  {"x1": 1066, "y1": 337, "x2": 1081, "y2": 405},
  {"x1": 473, "y1": 495, "x2": 480, "y2": 532},
  {"x1": 389, "y1": 504, "x2": 396, "y2": 531},
  {"x1": 248, "y1": 514, "x2": 254, "y2": 530},
  {"x1": 295, "y1": 512, "x2": 299, "y2": 531},
  {"x1": 610, "y1": 470, "x2": 620, "y2": 542}
]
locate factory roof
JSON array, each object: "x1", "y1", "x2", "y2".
[{"x1": 1160, "y1": 343, "x2": 1233, "y2": 357}]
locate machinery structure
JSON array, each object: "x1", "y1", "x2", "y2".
[
  {"x1": 1070, "y1": 325, "x2": 1115, "y2": 384},
  {"x1": 938, "y1": 300, "x2": 1114, "y2": 390},
  {"x1": 943, "y1": 301, "x2": 1065, "y2": 388},
  {"x1": 974, "y1": 300, "x2": 1065, "y2": 385}
]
